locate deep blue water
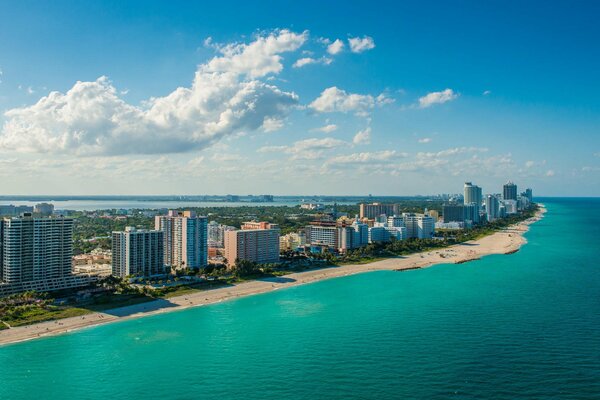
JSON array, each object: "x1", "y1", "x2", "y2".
[{"x1": 0, "y1": 198, "x2": 599, "y2": 399}]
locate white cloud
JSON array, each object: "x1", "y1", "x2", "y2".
[
  {"x1": 258, "y1": 137, "x2": 346, "y2": 160},
  {"x1": 292, "y1": 56, "x2": 333, "y2": 68},
  {"x1": 0, "y1": 30, "x2": 305, "y2": 156},
  {"x1": 327, "y1": 39, "x2": 344, "y2": 55},
  {"x1": 594, "y1": 152, "x2": 600, "y2": 157},
  {"x1": 210, "y1": 153, "x2": 245, "y2": 162},
  {"x1": 309, "y1": 87, "x2": 390, "y2": 116},
  {"x1": 328, "y1": 150, "x2": 399, "y2": 165},
  {"x1": 525, "y1": 160, "x2": 535, "y2": 168},
  {"x1": 418, "y1": 137, "x2": 431, "y2": 143},
  {"x1": 0, "y1": 67, "x2": 3, "y2": 84},
  {"x1": 483, "y1": 90, "x2": 491, "y2": 96},
  {"x1": 313, "y1": 123, "x2": 338, "y2": 133},
  {"x1": 546, "y1": 170, "x2": 555, "y2": 177},
  {"x1": 418, "y1": 89, "x2": 459, "y2": 108},
  {"x1": 348, "y1": 36, "x2": 375, "y2": 53},
  {"x1": 262, "y1": 117, "x2": 285, "y2": 132},
  {"x1": 205, "y1": 29, "x2": 308, "y2": 78},
  {"x1": 353, "y1": 127, "x2": 371, "y2": 144}
]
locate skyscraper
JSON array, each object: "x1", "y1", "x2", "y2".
[
  {"x1": 484, "y1": 195, "x2": 500, "y2": 222},
  {"x1": 503, "y1": 181, "x2": 518, "y2": 200},
  {"x1": 155, "y1": 210, "x2": 208, "y2": 270},
  {"x1": 0, "y1": 213, "x2": 80, "y2": 293},
  {"x1": 112, "y1": 227, "x2": 164, "y2": 278},
  {"x1": 463, "y1": 182, "x2": 483, "y2": 206},
  {"x1": 443, "y1": 203, "x2": 465, "y2": 223}
]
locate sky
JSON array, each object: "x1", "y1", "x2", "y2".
[{"x1": 0, "y1": 0, "x2": 599, "y2": 196}]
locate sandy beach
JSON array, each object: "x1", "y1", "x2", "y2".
[{"x1": 0, "y1": 206, "x2": 546, "y2": 346}]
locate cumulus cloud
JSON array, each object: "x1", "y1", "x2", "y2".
[
  {"x1": 327, "y1": 39, "x2": 344, "y2": 55},
  {"x1": 0, "y1": 30, "x2": 305, "y2": 156},
  {"x1": 418, "y1": 89, "x2": 459, "y2": 108},
  {"x1": 292, "y1": 56, "x2": 333, "y2": 68},
  {"x1": 546, "y1": 170, "x2": 555, "y2": 177},
  {"x1": 309, "y1": 87, "x2": 390, "y2": 116},
  {"x1": 353, "y1": 127, "x2": 371, "y2": 144},
  {"x1": 418, "y1": 137, "x2": 431, "y2": 143},
  {"x1": 313, "y1": 124, "x2": 338, "y2": 133},
  {"x1": 258, "y1": 137, "x2": 346, "y2": 160},
  {"x1": 348, "y1": 36, "x2": 375, "y2": 53},
  {"x1": 328, "y1": 150, "x2": 399, "y2": 165},
  {"x1": 262, "y1": 117, "x2": 285, "y2": 132}
]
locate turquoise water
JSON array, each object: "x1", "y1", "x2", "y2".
[{"x1": 1, "y1": 198, "x2": 599, "y2": 399}]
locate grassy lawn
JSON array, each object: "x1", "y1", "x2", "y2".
[
  {"x1": 2, "y1": 306, "x2": 93, "y2": 327},
  {"x1": 84, "y1": 294, "x2": 156, "y2": 312}
]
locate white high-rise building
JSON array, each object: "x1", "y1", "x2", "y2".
[
  {"x1": 464, "y1": 182, "x2": 483, "y2": 205},
  {"x1": 112, "y1": 227, "x2": 165, "y2": 278},
  {"x1": 484, "y1": 195, "x2": 500, "y2": 221},
  {"x1": 155, "y1": 210, "x2": 208, "y2": 270},
  {"x1": 387, "y1": 215, "x2": 405, "y2": 228},
  {"x1": 1, "y1": 214, "x2": 73, "y2": 285},
  {"x1": 402, "y1": 213, "x2": 435, "y2": 239}
]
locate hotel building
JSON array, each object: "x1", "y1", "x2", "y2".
[
  {"x1": 359, "y1": 203, "x2": 400, "y2": 219},
  {"x1": 224, "y1": 222, "x2": 280, "y2": 267}
]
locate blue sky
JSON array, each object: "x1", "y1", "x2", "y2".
[{"x1": 0, "y1": 0, "x2": 598, "y2": 196}]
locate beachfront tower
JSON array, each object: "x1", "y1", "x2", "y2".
[{"x1": 155, "y1": 210, "x2": 208, "y2": 270}]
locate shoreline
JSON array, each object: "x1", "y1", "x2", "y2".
[{"x1": 0, "y1": 205, "x2": 546, "y2": 347}]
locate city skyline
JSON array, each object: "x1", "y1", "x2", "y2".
[{"x1": 0, "y1": 1, "x2": 599, "y2": 196}]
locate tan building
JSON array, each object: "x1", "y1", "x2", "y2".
[
  {"x1": 359, "y1": 203, "x2": 399, "y2": 219},
  {"x1": 427, "y1": 210, "x2": 440, "y2": 221},
  {"x1": 224, "y1": 222, "x2": 280, "y2": 267}
]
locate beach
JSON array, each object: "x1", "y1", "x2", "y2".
[{"x1": 0, "y1": 206, "x2": 546, "y2": 346}]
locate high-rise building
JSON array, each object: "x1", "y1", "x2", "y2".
[
  {"x1": 224, "y1": 222, "x2": 280, "y2": 267},
  {"x1": 34, "y1": 203, "x2": 55, "y2": 216},
  {"x1": 0, "y1": 214, "x2": 90, "y2": 295},
  {"x1": 208, "y1": 221, "x2": 236, "y2": 248},
  {"x1": 464, "y1": 203, "x2": 480, "y2": 224},
  {"x1": 359, "y1": 203, "x2": 399, "y2": 219},
  {"x1": 305, "y1": 221, "x2": 339, "y2": 249},
  {"x1": 503, "y1": 181, "x2": 518, "y2": 201},
  {"x1": 402, "y1": 213, "x2": 435, "y2": 239},
  {"x1": 339, "y1": 219, "x2": 369, "y2": 252},
  {"x1": 387, "y1": 215, "x2": 405, "y2": 228},
  {"x1": 484, "y1": 195, "x2": 500, "y2": 221},
  {"x1": 522, "y1": 188, "x2": 533, "y2": 202},
  {"x1": 112, "y1": 227, "x2": 165, "y2": 278},
  {"x1": 155, "y1": 210, "x2": 208, "y2": 270},
  {"x1": 464, "y1": 182, "x2": 483, "y2": 206},
  {"x1": 443, "y1": 203, "x2": 465, "y2": 223}
]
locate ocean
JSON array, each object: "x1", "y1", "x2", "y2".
[{"x1": 0, "y1": 198, "x2": 599, "y2": 399}]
